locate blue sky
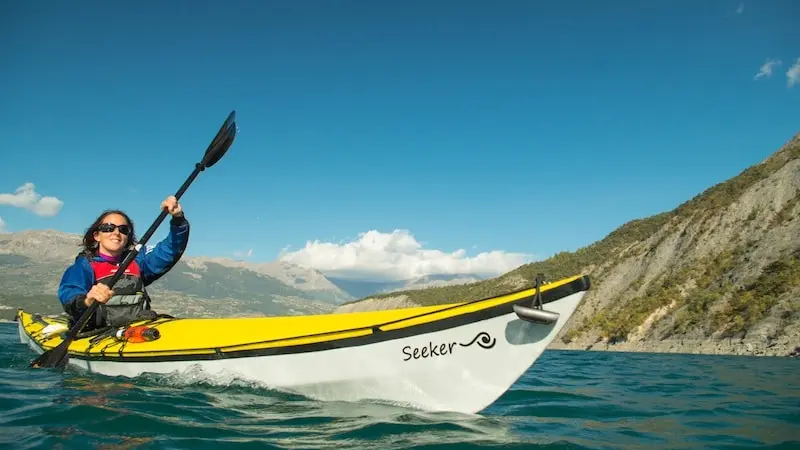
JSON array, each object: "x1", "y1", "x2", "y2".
[{"x1": 1, "y1": 1, "x2": 798, "y2": 281}]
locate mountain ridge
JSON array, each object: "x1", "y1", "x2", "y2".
[
  {"x1": 0, "y1": 230, "x2": 346, "y2": 320},
  {"x1": 0, "y1": 230, "x2": 496, "y2": 320}
]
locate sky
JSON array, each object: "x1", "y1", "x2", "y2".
[{"x1": 1, "y1": 0, "x2": 798, "y2": 282}]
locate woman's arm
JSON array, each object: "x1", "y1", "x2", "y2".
[
  {"x1": 136, "y1": 215, "x2": 191, "y2": 285},
  {"x1": 58, "y1": 257, "x2": 94, "y2": 319}
]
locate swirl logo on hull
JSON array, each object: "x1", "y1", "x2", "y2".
[
  {"x1": 458, "y1": 331, "x2": 496, "y2": 349},
  {"x1": 401, "y1": 331, "x2": 496, "y2": 362}
]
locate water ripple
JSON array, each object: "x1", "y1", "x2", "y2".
[{"x1": 1, "y1": 324, "x2": 798, "y2": 449}]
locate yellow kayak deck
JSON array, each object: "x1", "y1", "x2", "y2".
[{"x1": 18, "y1": 274, "x2": 590, "y2": 361}]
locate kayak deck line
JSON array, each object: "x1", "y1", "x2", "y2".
[{"x1": 18, "y1": 274, "x2": 589, "y2": 363}]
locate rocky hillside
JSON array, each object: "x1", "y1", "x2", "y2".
[{"x1": 337, "y1": 132, "x2": 800, "y2": 356}]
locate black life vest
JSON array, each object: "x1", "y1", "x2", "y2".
[{"x1": 90, "y1": 257, "x2": 156, "y2": 328}]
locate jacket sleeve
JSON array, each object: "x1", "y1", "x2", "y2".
[
  {"x1": 137, "y1": 215, "x2": 190, "y2": 285},
  {"x1": 58, "y1": 256, "x2": 94, "y2": 319}
]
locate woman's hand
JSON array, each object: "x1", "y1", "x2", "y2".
[
  {"x1": 161, "y1": 195, "x2": 183, "y2": 218},
  {"x1": 84, "y1": 284, "x2": 114, "y2": 306}
]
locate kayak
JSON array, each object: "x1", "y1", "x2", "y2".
[{"x1": 17, "y1": 273, "x2": 591, "y2": 414}]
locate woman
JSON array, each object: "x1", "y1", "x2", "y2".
[{"x1": 58, "y1": 195, "x2": 190, "y2": 330}]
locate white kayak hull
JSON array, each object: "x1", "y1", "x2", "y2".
[{"x1": 19, "y1": 275, "x2": 590, "y2": 414}]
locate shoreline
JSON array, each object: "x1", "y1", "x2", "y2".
[{"x1": 548, "y1": 337, "x2": 799, "y2": 357}]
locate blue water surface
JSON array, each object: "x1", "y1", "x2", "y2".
[{"x1": 0, "y1": 323, "x2": 797, "y2": 449}]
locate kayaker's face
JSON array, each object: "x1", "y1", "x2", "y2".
[{"x1": 94, "y1": 213, "x2": 130, "y2": 256}]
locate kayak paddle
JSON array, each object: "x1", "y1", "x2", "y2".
[{"x1": 30, "y1": 110, "x2": 238, "y2": 370}]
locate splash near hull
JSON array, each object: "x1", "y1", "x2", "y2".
[{"x1": 18, "y1": 274, "x2": 591, "y2": 414}]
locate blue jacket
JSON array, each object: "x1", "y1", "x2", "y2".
[{"x1": 58, "y1": 215, "x2": 190, "y2": 322}]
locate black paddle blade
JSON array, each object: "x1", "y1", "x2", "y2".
[
  {"x1": 29, "y1": 338, "x2": 71, "y2": 369},
  {"x1": 204, "y1": 122, "x2": 237, "y2": 168},
  {"x1": 202, "y1": 110, "x2": 237, "y2": 168},
  {"x1": 203, "y1": 122, "x2": 236, "y2": 168}
]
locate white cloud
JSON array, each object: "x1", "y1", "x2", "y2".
[
  {"x1": 0, "y1": 216, "x2": 6, "y2": 233},
  {"x1": 233, "y1": 248, "x2": 253, "y2": 258},
  {"x1": 0, "y1": 182, "x2": 64, "y2": 217},
  {"x1": 278, "y1": 229, "x2": 533, "y2": 282},
  {"x1": 754, "y1": 59, "x2": 782, "y2": 80},
  {"x1": 787, "y1": 58, "x2": 800, "y2": 87},
  {"x1": 736, "y1": 2, "x2": 744, "y2": 14}
]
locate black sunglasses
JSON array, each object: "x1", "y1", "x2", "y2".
[{"x1": 97, "y1": 223, "x2": 131, "y2": 235}]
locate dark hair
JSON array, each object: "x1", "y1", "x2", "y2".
[{"x1": 80, "y1": 209, "x2": 138, "y2": 257}]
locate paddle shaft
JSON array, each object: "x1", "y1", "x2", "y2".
[
  {"x1": 29, "y1": 110, "x2": 236, "y2": 369},
  {"x1": 60, "y1": 163, "x2": 205, "y2": 342}
]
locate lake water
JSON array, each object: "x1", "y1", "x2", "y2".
[{"x1": 1, "y1": 323, "x2": 797, "y2": 449}]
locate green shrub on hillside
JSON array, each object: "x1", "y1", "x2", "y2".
[
  {"x1": 582, "y1": 245, "x2": 748, "y2": 342},
  {"x1": 592, "y1": 284, "x2": 681, "y2": 342},
  {"x1": 674, "y1": 138, "x2": 798, "y2": 217},
  {"x1": 716, "y1": 250, "x2": 800, "y2": 337},
  {"x1": 669, "y1": 288, "x2": 726, "y2": 336},
  {"x1": 771, "y1": 191, "x2": 799, "y2": 228}
]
